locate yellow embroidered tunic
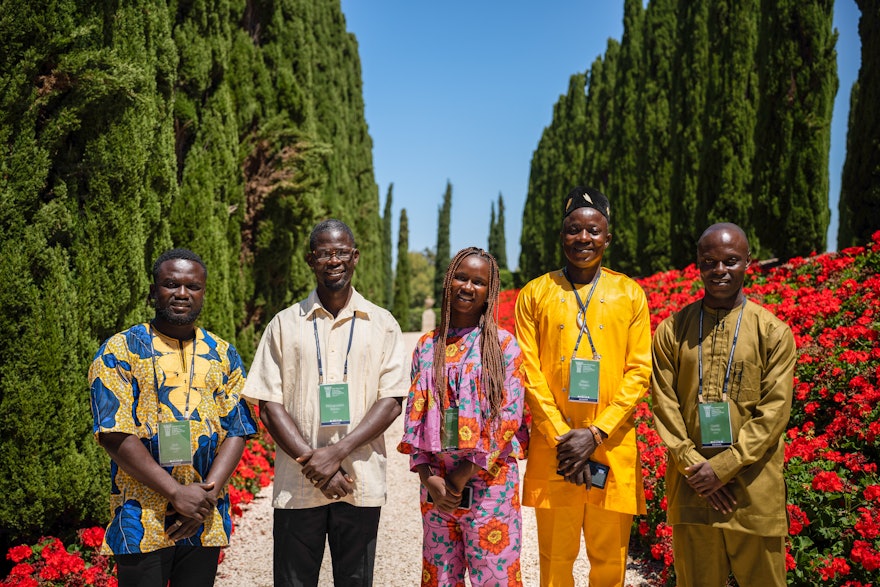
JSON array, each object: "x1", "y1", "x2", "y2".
[{"x1": 515, "y1": 269, "x2": 651, "y2": 514}]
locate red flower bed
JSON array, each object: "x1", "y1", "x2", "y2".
[{"x1": 1, "y1": 531, "x2": 115, "y2": 587}]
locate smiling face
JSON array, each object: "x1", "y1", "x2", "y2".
[
  {"x1": 307, "y1": 228, "x2": 359, "y2": 294},
  {"x1": 697, "y1": 225, "x2": 751, "y2": 309},
  {"x1": 560, "y1": 207, "x2": 611, "y2": 281},
  {"x1": 150, "y1": 258, "x2": 206, "y2": 328},
  {"x1": 448, "y1": 254, "x2": 491, "y2": 328}
]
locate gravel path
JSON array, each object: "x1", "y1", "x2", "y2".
[{"x1": 216, "y1": 333, "x2": 657, "y2": 586}]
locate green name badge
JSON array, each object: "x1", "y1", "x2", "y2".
[
  {"x1": 699, "y1": 401, "x2": 733, "y2": 447},
  {"x1": 441, "y1": 407, "x2": 459, "y2": 450},
  {"x1": 158, "y1": 420, "x2": 193, "y2": 466},
  {"x1": 568, "y1": 358, "x2": 600, "y2": 404},
  {"x1": 319, "y1": 382, "x2": 351, "y2": 426}
]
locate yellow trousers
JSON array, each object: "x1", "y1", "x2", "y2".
[
  {"x1": 535, "y1": 503, "x2": 632, "y2": 587},
  {"x1": 672, "y1": 524, "x2": 786, "y2": 587}
]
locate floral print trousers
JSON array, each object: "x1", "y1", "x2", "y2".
[{"x1": 419, "y1": 456, "x2": 523, "y2": 587}]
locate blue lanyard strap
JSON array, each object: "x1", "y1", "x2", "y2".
[
  {"x1": 148, "y1": 324, "x2": 198, "y2": 420},
  {"x1": 313, "y1": 313, "x2": 357, "y2": 384},
  {"x1": 698, "y1": 301, "x2": 746, "y2": 402},
  {"x1": 563, "y1": 267, "x2": 602, "y2": 360}
]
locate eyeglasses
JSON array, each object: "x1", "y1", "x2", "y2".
[{"x1": 312, "y1": 248, "x2": 355, "y2": 262}]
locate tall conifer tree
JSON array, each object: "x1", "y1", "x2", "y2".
[
  {"x1": 393, "y1": 209, "x2": 411, "y2": 331},
  {"x1": 606, "y1": 0, "x2": 644, "y2": 274},
  {"x1": 838, "y1": 0, "x2": 880, "y2": 248},
  {"x1": 488, "y1": 201, "x2": 498, "y2": 257},
  {"x1": 0, "y1": 0, "x2": 177, "y2": 548},
  {"x1": 521, "y1": 0, "x2": 838, "y2": 271},
  {"x1": 433, "y1": 181, "x2": 452, "y2": 300},
  {"x1": 382, "y1": 183, "x2": 394, "y2": 308},
  {"x1": 519, "y1": 72, "x2": 589, "y2": 279},
  {"x1": 495, "y1": 194, "x2": 509, "y2": 270},
  {"x1": 636, "y1": 0, "x2": 676, "y2": 273},
  {"x1": 0, "y1": 0, "x2": 385, "y2": 550},
  {"x1": 751, "y1": 0, "x2": 836, "y2": 259},
  {"x1": 668, "y1": 0, "x2": 710, "y2": 266},
  {"x1": 696, "y1": 0, "x2": 759, "y2": 236}
]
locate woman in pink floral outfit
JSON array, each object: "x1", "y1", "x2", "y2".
[{"x1": 399, "y1": 247, "x2": 529, "y2": 586}]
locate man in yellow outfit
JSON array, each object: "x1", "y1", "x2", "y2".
[
  {"x1": 515, "y1": 186, "x2": 651, "y2": 586},
  {"x1": 651, "y1": 223, "x2": 795, "y2": 586}
]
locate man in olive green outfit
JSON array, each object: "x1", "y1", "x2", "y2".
[{"x1": 651, "y1": 223, "x2": 796, "y2": 586}]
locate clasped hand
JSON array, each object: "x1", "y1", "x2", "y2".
[
  {"x1": 424, "y1": 475, "x2": 462, "y2": 513},
  {"x1": 684, "y1": 461, "x2": 737, "y2": 514},
  {"x1": 166, "y1": 481, "x2": 216, "y2": 541},
  {"x1": 555, "y1": 429, "x2": 598, "y2": 487},
  {"x1": 297, "y1": 446, "x2": 353, "y2": 500}
]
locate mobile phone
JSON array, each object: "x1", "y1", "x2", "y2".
[
  {"x1": 426, "y1": 485, "x2": 473, "y2": 509},
  {"x1": 588, "y1": 461, "x2": 610, "y2": 489}
]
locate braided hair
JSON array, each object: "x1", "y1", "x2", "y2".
[{"x1": 432, "y1": 247, "x2": 506, "y2": 420}]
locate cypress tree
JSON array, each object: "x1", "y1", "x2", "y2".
[
  {"x1": 495, "y1": 194, "x2": 509, "y2": 270},
  {"x1": 0, "y1": 0, "x2": 176, "y2": 548},
  {"x1": 522, "y1": 0, "x2": 837, "y2": 269},
  {"x1": 838, "y1": 0, "x2": 880, "y2": 248},
  {"x1": 433, "y1": 181, "x2": 452, "y2": 300},
  {"x1": 381, "y1": 183, "x2": 394, "y2": 308},
  {"x1": 581, "y1": 41, "x2": 620, "y2": 200},
  {"x1": 606, "y1": 0, "x2": 644, "y2": 274},
  {"x1": 407, "y1": 250, "x2": 435, "y2": 329},
  {"x1": 668, "y1": 0, "x2": 710, "y2": 266},
  {"x1": 170, "y1": 0, "x2": 246, "y2": 342},
  {"x1": 392, "y1": 208, "x2": 411, "y2": 331},
  {"x1": 751, "y1": 0, "x2": 836, "y2": 260},
  {"x1": 488, "y1": 201, "x2": 498, "y2": 257},
  {"x1": 0, "y1": 0, "x2": 385, "y2": 552},
  {"x1": 635, "y1": 0, "x2": 676, "y2": 273},
  {"x1": 696, "y1": 0, "x2": 759, "y2": 236},
  {"x1": 290, "y1": 1, "x2": 383, "y2": 302},
  {"x1": 519, "y1": 71, "x2": 590, "y2": 280}
]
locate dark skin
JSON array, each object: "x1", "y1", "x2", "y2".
[
  {"x1": 682, "y1": 223, "x2": 753, "y2": 514},
  {"x1": 555, "y1": 208, "x2": 611, "y2": 488},
  {"x1": 417, "y1": 254, "x2": 490, "y2": 512},
  {"x1": 260, "y1": 228, "x2": 402, "y2": 500},
  {"x1": 98, "y1": 258, "x2": 245, "y2": 540}
]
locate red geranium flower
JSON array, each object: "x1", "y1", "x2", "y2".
[
  {"x1": 787, "y1": 504, "x2": 810, "y2": 535},
  {"x1": 811, "y1": 470, "x2": 844, "y2": 492},
  {"x1": 81, "y1": 526, "x2": 105, "y2": 549},
  {"x1": 850, "y1": 540, "x2": 880, "y2": 572},
  {"x1": 817, "y1": 556, "x2": 851, "y2": 581},
  {"x1": 6, "y1": 544, "x2": 32, "y2": 563}
]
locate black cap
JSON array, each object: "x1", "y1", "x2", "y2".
[{"x1": 562, "y1": 186, "x2": 610, "y2": 222}]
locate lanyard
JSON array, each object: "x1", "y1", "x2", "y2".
[
  {"x1": 445, "y1": 327, "x2": 481, "y2": 408},
  {"x1": 149, "y1": 324, "x2": 197, "y2": 420},
  {"x1": 563, "y1": 267, "x2": 602, "y2": 361},
  {"x1": 698, "y1": 301, "x2": 746, "y2": 402},
  {"x1": 313, "y1": 313, "x2": 356, "y2": 384}
]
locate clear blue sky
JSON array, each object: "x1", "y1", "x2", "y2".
[{"x1": 340, "y1": 1, "x2": 862, "y2": 269}]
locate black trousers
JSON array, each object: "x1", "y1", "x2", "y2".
[
  {"x1": 115, "y1": 545, "x2": 221, "y2": 587},
  {"x1": 274, "y1": 503, "x2": 381, "y2": 587}
]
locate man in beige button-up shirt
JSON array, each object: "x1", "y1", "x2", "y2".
[{"x1": 243, "y1": 219, "x2": 408, "y2": 587}]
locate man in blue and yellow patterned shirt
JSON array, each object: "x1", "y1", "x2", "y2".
[{"x1": 89, "y1": 248, "x2": 258, "y2": 587}]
